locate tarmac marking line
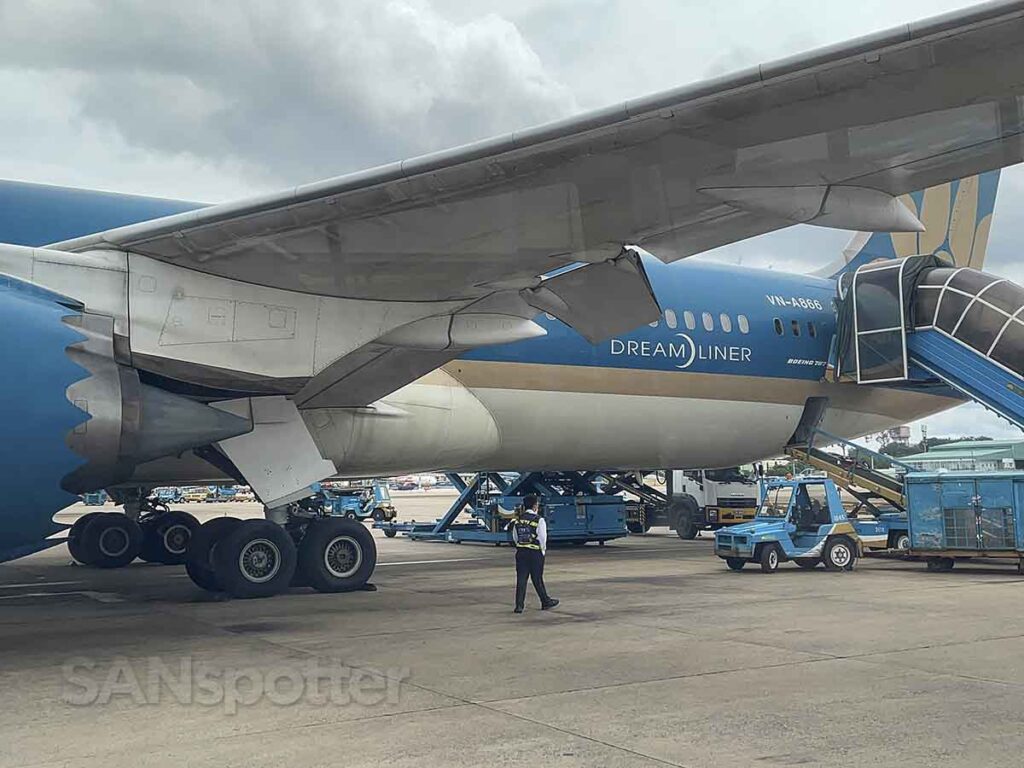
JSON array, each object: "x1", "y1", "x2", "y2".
[
  {"x1": 376, "y1": 557, "x2": 493, "y2": 566},
  {"x1": 0, "y1": 590, "x2": 124, "y2": 603},
  {"x1": 0, "y1": 580, "x2": 84, "y2": 590}
]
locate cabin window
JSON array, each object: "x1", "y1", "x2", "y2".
[
  {"x1": 665, "y1": 309, "x2": 678, "y2": 329},
  {"x1": 683, "y1": 311, "x2": 696, "y2": 330},
  {"x1": 738, "y1": 314, "x2": 750, "y2": 334},
  {"x1": 791, "y1": 320, "x2": 801, "y2": 337},
  {"x1": 702, "y1": 312, "x2": 714, "y2": 332},
  {"x1": 807, "y1": 321, "x2": 817, "y2": 338},
  {"x1": 720, "y1": 313, "x2": 733, "y2": 333},
  {"x1": 773, "y1": 318, "x2": 784, "y2": 336}
]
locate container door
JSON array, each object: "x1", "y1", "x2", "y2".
[
  {"x1": 939, "y1": 479, "x2": 978, "y2": 550},
  {"x1": 976, "y1": 478, "x2": 1016, "y2": 550},
  {"x1": 1016, "y1": 479, "x2": 1024, "y2": 551}
]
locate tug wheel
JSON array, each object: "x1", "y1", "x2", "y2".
[
  {"x1": 824, "y1": 536, "x2": 857, "y2": 571},
  {"x1": 759, "y1": 544, "x2": 781, "y2": 573}
]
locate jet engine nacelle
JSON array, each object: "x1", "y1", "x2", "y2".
[
  {"x1": 60, "y1": 311, "x2": 252, "y2": 494},
  {"x1": 0, "y1": 277, "x2": 251, "y2": 560}
]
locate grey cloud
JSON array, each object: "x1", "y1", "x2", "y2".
[{"x1": 0, "y1": 0, "x2": 577, "y2": 188}]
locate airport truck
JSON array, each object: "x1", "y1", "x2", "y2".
[
  {"x1": 604, "y1": 467, "x2": 758, "y2": 539},
  {"x1": 668, "y1": 468, "x2": 760, "y2": 538}
]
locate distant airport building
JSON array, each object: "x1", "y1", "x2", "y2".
[{"x1": 901, "y1": 440, "x2": 1024, "y2": 472}]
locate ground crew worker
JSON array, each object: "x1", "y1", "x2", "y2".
[{"x1": 510, "y1": 494, "x2": 559, "y2": 613}]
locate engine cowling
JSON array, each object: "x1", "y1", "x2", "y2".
[{"x1": 0, "y1": 275, "x2": 251, "y2": 562}]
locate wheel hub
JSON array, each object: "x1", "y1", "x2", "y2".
[
  {"x1": 324, "y1": 536, "x2": 362, "y2": 579},
  {"x1": 163, "y1": 524, "x2": 191, "y2": 555},
  {"x1": 239, "y1": 539, "x2": 281, "y2": 583},
  {"x1": 831, "y1": 545, "x2": 851, "y2": 566},
  {"x1": 99, "y1": 527, "x2": 130, "y2": 557}
]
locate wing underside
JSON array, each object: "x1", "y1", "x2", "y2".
[{"x1": 38, "y1": 1, "x2": 1024, "y2": 406}]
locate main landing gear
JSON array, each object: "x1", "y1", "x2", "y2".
[
  {"x1": 184, "y1": 500, "x2": 377, "y2": 599},
  {"x1": 68, "y1": 497, "x2": 201, "y2": 568},
  {"x1": 67, "y1": 489, "x2": 378, "y2": 599}
]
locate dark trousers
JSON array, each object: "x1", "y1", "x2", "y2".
[{"x1": 515, "y1": 547, "x2": 551, "y2": 608}]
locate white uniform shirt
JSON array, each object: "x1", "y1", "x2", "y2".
[{"x1": 536, "y1": 516, "x2": 547, "y2": 556}]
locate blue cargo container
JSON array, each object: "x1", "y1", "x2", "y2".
[{"x1": 905, "y1": 471, "x2": 1024, "y2": 572}]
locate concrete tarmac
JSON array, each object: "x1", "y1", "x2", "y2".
[{"x1": 3, "y1": 492, "x2": 1024, "y2": 767}]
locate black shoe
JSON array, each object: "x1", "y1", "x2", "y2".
[
  {"x1": 541, "y1": 599, "x2": 559, "y2": 610},
  {"x1": 513, "y1": 606, "x2": 524, "y2": 614}
]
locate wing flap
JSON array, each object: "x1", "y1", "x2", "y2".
[{"x1": 523, "y1": 250, "x2": 662, "y2": 344}]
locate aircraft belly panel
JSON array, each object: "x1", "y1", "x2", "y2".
[
  {"x1": 302, "y1": 369, "x2": 500, "y2": 477},
  {"x1": 469, "y1": 389, "x2": 802, "y2": 470}
]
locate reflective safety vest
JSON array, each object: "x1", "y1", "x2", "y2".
[{"x1": 511, "y1": 512, "x2": 541, "y2": 550}]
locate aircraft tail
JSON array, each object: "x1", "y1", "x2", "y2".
[{"x1": 820, "y1": 170, "x2": 1001, "y2": 278}]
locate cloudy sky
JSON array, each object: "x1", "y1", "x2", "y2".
[{"x1": 0, "y1": 0, "x2": 1020, "y2": 441}]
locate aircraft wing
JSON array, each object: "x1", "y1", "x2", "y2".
[{"x1": 47, "y1": 1, "x2": 1024, "y2": 406}]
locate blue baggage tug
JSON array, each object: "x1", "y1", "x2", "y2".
[
  {"x1": 905, "y1": 471, "x2": 1024, "y2": 572},
  {"x1": 714, "y1": 477, "x2": 863, "y2": 572}
]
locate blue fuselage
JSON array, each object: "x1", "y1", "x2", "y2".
[{"x1": 467, "y1": 257, "x2": 836, "y2": 384}]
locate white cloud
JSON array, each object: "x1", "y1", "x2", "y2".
[
  {"x1": 0, "y1": 0, "x2": 577, "y2": 198},
  {"x1": 909, "y1": 403, "x2": 1023, "y2": 442}
]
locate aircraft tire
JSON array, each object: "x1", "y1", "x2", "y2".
[
  {"x1": 299, "y1": 517, "x2": 377, "y2": 593},
  {"x1": 185, "y1": 517, "x2": 242, "y2": 591},
  {"x1": 141, "y1": 511, "x2": 201, "y2": 565},
  {"x1": 67, "y1": 512, "x2": 104, "y2": 564},
  {"x1": 79, "y1": 513, "x2": 143, "y2": 569},
  {"x1": 214, "y1": 519, "x2": 297, "y2": 599}
]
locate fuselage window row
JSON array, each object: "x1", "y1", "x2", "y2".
[{"x1": 658, "y1": 310, "x2": 752, "y2": 335}]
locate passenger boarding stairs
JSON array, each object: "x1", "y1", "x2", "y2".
[{"x1": 837, "y1": 256, "x2": 1024, "y2": 430}]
